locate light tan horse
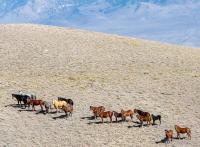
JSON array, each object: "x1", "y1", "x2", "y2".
[{"x1": 52, "y1": 100, "x2": 67, "y2": 113}]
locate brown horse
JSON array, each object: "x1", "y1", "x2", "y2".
[
  {"x1": 121, "y1": 109, "x2": 134, "y2": 121},
  {"x1": 165, "y1": 130, "x2": 173, "y2": 143},
  {"x1": 175, "y1": 125, "x2": 191, "y2": 140},
  {"x1": 27, "y1": 99, "x2": 44, "y2": 111},
  {"x1": 62, "y1": 105, "x2": 73, "y2": 118},
  {"x1": 134, "y1": 109, "x2": 150, "y2": 117},
  {"x1": 98, "y1": 110, "x2": 113, "y2": 123},
  {"x1": 113, "y1": 111, "x2": 122, "y2": 122},
  {"x1": 136, "y1": 114, "x2": 151, "y2": 127},
  {"x1": 90, "y1": 106, "x2": 105, "y2": 119}
]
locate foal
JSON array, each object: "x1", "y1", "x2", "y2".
[
  {"x1": 113, "y1": 111, "x2": 122, "y2": 122},
  {"x1": 175, "y1": 125, "x2": 191, "y2": 140},
  {"x1": 165, "y1": 130, "x2": 173, "y2": 143},
  {"x1": 151, "y1": 114, "x2": 161, "y2": 125}
]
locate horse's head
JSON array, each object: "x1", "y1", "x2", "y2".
[
  {"x1": 174, "y1": 125, "x2": 179, "y2": 130},
  {"x1": 52, "y1": 100, "x2": 56, "y2": 105}
]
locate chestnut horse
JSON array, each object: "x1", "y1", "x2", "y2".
[
  {"x1": 27, "y1": 99, "x2": 44, "y2": 111},
  {"x1": 121, "y1": 109, "x2": 134, "y2": 121},
  {"x1": 175, "y1": 125, "x2": 191, "y2": 140},
  {"x1": 136, "y1": 114, "x2": 151, "y2": 127},
  {"x1": 90, "y1": 106, "x2": 105, "y2": 119},
  {"x1": 165, "y1": 130, "x2": 173, "y2": 143},
  {"x1": 98, "y1": 110, "x2": 113, "y2": 123}
]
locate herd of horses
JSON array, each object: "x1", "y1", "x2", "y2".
[
  {"x1": 12, "y1": 92, "x2": 74, "y2": 117},
  {"x1": 11, "y1": 91, "x2": 191, "y2": 144}
]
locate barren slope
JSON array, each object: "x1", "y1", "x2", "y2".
[{"x1": 0, "y1": 24, "x2": 200, "y2": 147}]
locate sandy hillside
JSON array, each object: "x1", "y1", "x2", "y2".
[{"x1": 0, "y1": 24, "x2": 200, "y2": 147}]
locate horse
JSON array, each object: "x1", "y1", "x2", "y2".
[
  {"x1": 89, "y1": 106, "x2": 105, "y2": 119},
  {"x1": 43, "y1": 101, "x2": 52, "y2": 113},
  {"x1": 18, "y1": 91, "x2": 36, "y2": 99},
  {"x1": 113, "y1": 111, "x2": 122, "y2": 122},
  {"x1": 58, "y1": 97, "x2": 74, "y2": 106},
  {"x1": 136, "y1": 114, "x2": 151, "y2": 127},
  {"x1": 62, "y1": 105, "x2": 73, "y2": 118},
  {"x1": 151, "y1": 114, "x2": 161, "y2": 125},
  {"x1": 175, "y1": 125, "x2": 191, "y2": 140},
  {"x1": 134, "y1": 109, "x2": 150, "y2": 117},
  {"x1": 121, "y1": 109, "x2": 134, "y2": 121},
  {"x1": 98, "y1": 110, "x2": 113, "y2": 123},
  {"x1": 12, "y1": 93, "x2": 30, "y2": 108},
  {"x1": 165, "y1": 130, "x2": 173, "y2": 143},
  {"x1": 27, "y1": 99, "x2": 44, "y2": 111},
  {"x1": 52, "y1": 100, "x2": 67, "y2": 113}
]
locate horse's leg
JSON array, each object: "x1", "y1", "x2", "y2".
[
  {"x1": 19, "y1": 100, "x2": 21, "y2": 107},
  {"x1": 32, "y1": 104, "x2": 34, "y2": 111},
  {"x1": 110, "y1": 116, "x2": 112, "y2": 123},
  {"x1": 177, "y1": 133, "x2": 180, "y2": 139},
  {"x1": 130, "y1": 114, "x2": 133, "y2": 120},
  {"x1": 115, "y1": 117, "x2": 117, "y2": 122},
  {"x1": 40, "y1": 104, "x2": 43, "y2": 111},
  {"x1": 141, "y1": 121, "x2": 143, "y2": 127},
  {"x1": 101, "y1": 117, "x2": 104, "y2": 123}
]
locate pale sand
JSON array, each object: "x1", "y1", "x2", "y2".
[{"x1": 0, "y1": 24, "x2": 200, "y2": 147}]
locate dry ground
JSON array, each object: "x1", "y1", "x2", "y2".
[{"x1": 0, "y1": 24, "x2": 200, "y2": 147}]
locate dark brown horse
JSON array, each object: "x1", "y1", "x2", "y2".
[
  {"x1": 58, "y1": 97, "x2": 74, "y2": 106},
  {"x1": 113, "y1": 111, "x2": 122, "y2": 122},
  {"x1": 175, "y1": 125, "x2": 191, "y2": 140},
  {"x1": 134, "y1": 109, "x2": 150, "y2": 117},
  {"x1": 98, "y1": 110, "x2": 113, "y2": 123},
  {"x1": 62, "y1": 105, "x2": 73, "y2": 118}
]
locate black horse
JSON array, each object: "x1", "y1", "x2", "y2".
[
  {"x1": 58, "y1": 97, "x2": 74, "y2": 106},
  {"x1": 151, "y1": 114, "x2": 161, "y2": 125},
  {"x1": 12, "y1": 94, "x2": 30, "y2": 108}
]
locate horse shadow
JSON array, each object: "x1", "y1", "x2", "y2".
[
  {"x1": 155, "y1": 137, "x2": 186, "y2": 144},
  {"x1": 81, "y1": 116, "x2": 95, "y2": 120},
  {"x1": 18, "y1": 109, "x2": 33, "y2": 112},
  {"x1": 5, "y1": 104, "x2": 26, "y2": 109},
  {"x1": 87, "y1": 121, "x2": 112, "y2": 125},
  {"x1": 155, "y1": 138, "x2": 168, "y2": 144},
  {"x1": 35, "y1": 110, "x2": 46, "y2": 115},
  {"x1": 112, "y1": 119, "x2": 124, "y2": 123},
  {"x1": 128, "y1": 122, "x2": 149, "y2": 128},
  {"x1": 52, "y1": 114, "x2": 67, "y2": 120}
]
